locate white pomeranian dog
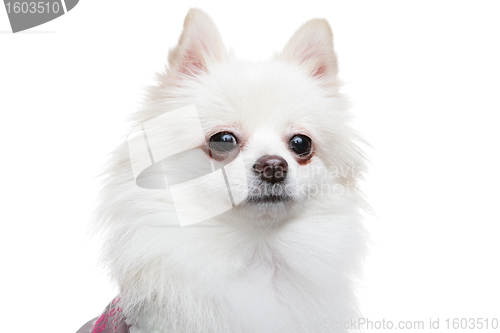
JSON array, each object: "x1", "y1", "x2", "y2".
[{"x1": 85, "y1": 8, "x2": 368, "y2": 333}]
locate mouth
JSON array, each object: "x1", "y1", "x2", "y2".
[{"x1": 246, "y1": 194, "x2": 292, "y2": 204}]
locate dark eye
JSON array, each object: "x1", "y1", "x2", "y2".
[
  {"x1": 290, "y1": 135, "x2": 312, "y2": 156},
  {"x1": 209, "y1": 132, "x2": 238, "y2": 152}
]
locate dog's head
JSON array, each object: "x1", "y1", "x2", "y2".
[{"x1": 130, "y1": 9, "x2": 365, "y2": 225}]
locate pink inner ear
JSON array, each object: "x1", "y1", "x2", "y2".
[
  {"x1": 179, "y1": 47, "x2": 205, "y2": 76},
  {"x1": 298, "y1": 42, "x2": 327, "y2": 77},
  {"x1": 313, "y1": 65, "x2": 326, "y2": 77}
]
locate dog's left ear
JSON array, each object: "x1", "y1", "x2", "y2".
[{"x1": 280, "y1": 19, "x2": 338, "y2": 79}]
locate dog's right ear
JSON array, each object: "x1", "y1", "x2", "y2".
[{"x1": 168, "y1": 9, "x2": 227, "y2": 78}]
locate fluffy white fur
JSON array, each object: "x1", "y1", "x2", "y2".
[{"x1": 93, "y1": 9, "x2": 368, "y2": 333}]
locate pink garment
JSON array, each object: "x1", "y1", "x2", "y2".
[{"x1": 76, "y1": 297, "x2": 130, "y2": 333}]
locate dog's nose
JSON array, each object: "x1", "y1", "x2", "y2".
[{"x1": 253, "y1": 155, "x2": 288, "y2": 183}]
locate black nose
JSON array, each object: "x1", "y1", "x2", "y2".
[{"x1": 253, "y1": 155, "x2": 288, "y2": 183}]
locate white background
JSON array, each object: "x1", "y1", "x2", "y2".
[{"x1": 1, "y1": 1, "x2": 499, "y2": 332}]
